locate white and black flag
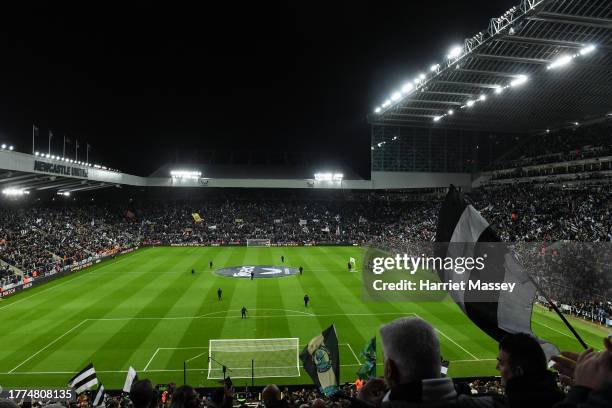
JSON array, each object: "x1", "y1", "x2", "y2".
[
  {"x1": 68, "y1": 363, "x2": 98, "y2": 394},
  {"x1": 435, "y1": 186, "x2": 558, "y2": 359},
  {"x1": 92, "y1": 383, "x2": 106, "y2": 407},
  {"x1": 122, "y1": 366, "x2": 138, "y2": 393}
]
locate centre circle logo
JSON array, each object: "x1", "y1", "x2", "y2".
[{"x1": 215, "y1": 265, "x2": 299, "y2": 278}]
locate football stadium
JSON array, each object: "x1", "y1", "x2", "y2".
[{"x1": 1, "y1": 1, "x2": 612, "y2": 407}]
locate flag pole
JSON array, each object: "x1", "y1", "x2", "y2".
[{"x1": 526, "y1": 272, "x2": 588, "y2": 349}]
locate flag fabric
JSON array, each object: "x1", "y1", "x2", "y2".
[
  {"x1": 300, "y1": 325, "x2": 340, "y2": 396},
  {"x1": 92, "y1": 383, "x2": 106, "y2": 407},
  {"x1": 435, "y1": 185, "x2": 558, "y2": 359},
  {"x1": 191, "y1": 213, "x2": 202, "y2": 223},
  {"x1": 356, "y1": 337, "x2": 376, "y2": 380},
  {"x1": 122, "y1": 366, "x2": 138, "y2": 393},
  {"x1": 440, "y1": 359, "x2": 450, "y2": 377},
  {"x1": 68, "y1": 363, "x2": 98, "y2": 394}
]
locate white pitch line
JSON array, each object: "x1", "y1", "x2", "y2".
[
  {"x1": 414, "y1": 313, "x2": 479, "y2": 361},
  {"x1": 532, "y1": 320, "x2": 578, "y2": 340},
  {"x1": 185, "y1": 351, "x2": 208, "y2": 363},
  {"x1": 88, "y1": 310, "x2": 415, "y2": 322},
  {"x1": 142, "y1": 348, "x2": 160, "y2": 372},
  {"x1": 4, "y1": 359, "x2": 496, "y2": 375},
  {"x1": 8, "y1": 319, "x2": 89, "y2": 373},
  {"x1": 346, "y1": 344, "x2": 361, "y2": 365}
]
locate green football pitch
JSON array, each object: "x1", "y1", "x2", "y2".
[{"x1": 0, "y1": 246, "x2": 607, "y2": 389}]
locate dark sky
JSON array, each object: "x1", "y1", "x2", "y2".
[{"x1": 0, "y1": 1, "x2": 516, "y2": 177}]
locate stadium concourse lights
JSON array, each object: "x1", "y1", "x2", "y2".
[
  {"x1": 0, "y1": 144, "x2": 14, "y2": 150},
  {"x1": 547, "y1": 44, "x2": 597, "y2": 70},
  {"x1": 2, "y1": 188, "x2": 29, "y2": 196},
  {"x1": 314, "y1": 172, "x2": 343, "y2": 181},
  {"x1": 373, "y1": 43, "x2": 465, "y2": 115},
  {"x1": 170, "y1": 170, "x2": 202, "y2": 180}
]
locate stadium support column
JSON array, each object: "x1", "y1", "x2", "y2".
[
  {"x1": 183, "y1": 361, "x2": 186, "y2": 385},
  {"x1": 251, "y1": 359, "x2": 254, "y2": 389}
]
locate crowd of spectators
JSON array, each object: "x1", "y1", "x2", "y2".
[
  {"x1": 487, "y1": 122, "x2": 612, "y2": 171},
  {"x1": 1, "y1": 183, "x2": 611, "y2": 320}
]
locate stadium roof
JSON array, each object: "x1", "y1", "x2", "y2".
[{"x1": 368, "y1": 0, "x2": 612, "y2": 134}]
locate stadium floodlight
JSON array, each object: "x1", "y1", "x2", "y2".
[
  {"x1": 392, "y1": 136, "x2": 397, "y2": 140},
  {"x1": 391, "y1": 92, "x2": 401, "y2": 101},
  {"x1": 374, "y1": 107, "x2": 381, "y2": 113},
  {"x1": 418, "y1": 73, "x2": 426, "y2": 80},
  {"x1": 546, "y1": 129, "x2": 550, "y2": 133},
  {"x1": 510, "y1": 75, "x2": 528, "y2": 87},
  {"x1": 382, "y1": 100, "x2": 391, "y2": 108},
  {"x1": 371, "y1": 146, "x2": 374, "y2": 150},
  {"x1": 447, "y1": 45, "x2": 462, "y2": 59},
  {"x1": 430, "y1": 64, "x2": 439, "y2": 72},
  {"x1": 8, "y1": 145, "x2": 13, "y2": 151},
  {"x1": 433, "y1": 116, "x2": 442, "y2": 122},
  {"x1": 170, "y1": 170, "x2": 202, "y2": 179},
  {"x1": 2, "y1": 188, "x2": 29, "y2": 196},
  {"x1": 314, "y1": 172, "x2": 343, "y2": 181},
  {"x1": 45, "y1": 154, "x2": 50, "y2": 158},
  {"x1": 547, "y1": 55, "x2": 573, "y2": 70},
  {"x1": 494, "y1": 86, "x2": 503, "y2": 94},
  {"x1": 579, "y1": 44, "x2": 596, "y2": 56},
  {"x1": 57, "y1": 191, "x2": 71, "y2": 196},
  {"x1": 401, "y1": 82, "x2": 413, "y2": 93},
  {"x1": 466, "y1": 100, "x2": 475, "y2": 107},
  {"x1": 35, "y1": 151, "x2": 39, "y2": 156},
  {"x1": 448, "y1": 109, "x2": 454, "y2": 115},
  {"x1": 377, "y1": 142, "x2": 383, "y2": 147},
  {"x1": 479, "y1": 94, "x2": 486, "y2": 101},
  {"x1": 1, "y1": 144, "x2": 6, "y2": 149}
]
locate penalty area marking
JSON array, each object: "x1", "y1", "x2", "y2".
[{"x1": 5, "y1": 311, "x2": 484, "y2": 374}]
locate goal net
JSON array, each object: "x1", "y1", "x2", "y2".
[
  {"x1": 246, "y1": 239, "x2": 271, "y2": 247},
  {"x1": 208, "y1": 338, "x2": 300, "y2": 379}
]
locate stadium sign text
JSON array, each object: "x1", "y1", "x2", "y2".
[{"x1": 34, "y1": 160, "x2": 89, "y2": 178}]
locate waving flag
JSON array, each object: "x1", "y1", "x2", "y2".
[
  {"x1": 435, "y1": 185, "x2": 558, "y2": 359},
  {"x1": 300, "y1": 325, "x2": 340, "y2": 396}
]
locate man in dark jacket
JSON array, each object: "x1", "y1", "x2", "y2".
[
  {"x1": 496, "y1": 333, "x2": 564, "y2": 408},
  {"x1": 358, "y1": 317, "x2": 504, "y2": 408}
]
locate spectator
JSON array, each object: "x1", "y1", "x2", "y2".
[
  {"x1": 359, "y1": 316, "x2": 504, "y2": 407},
  {"x1": 496, "y1": 333, "x2": 564, "y2": 407},
  {"x1": 262, "y1": 384, "x2": 284, "y2": 408},
  {"x1": 130, "y1": 379, "x2": 158, "y2": 408}
]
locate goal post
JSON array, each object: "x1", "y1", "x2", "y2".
[
  {"x1": 208, "y1": 338, "x2": 300, "y2": 379},
  {"x1": 246, "y1": 239, "x2": 271, "y2": 247}
]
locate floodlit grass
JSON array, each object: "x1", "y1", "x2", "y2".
[{"x1": 0, "y1": 246, "x2": 607, "y2": 388}]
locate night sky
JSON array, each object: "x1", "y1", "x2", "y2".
[{"x1": 0, "y1": 1, "x2": 516, "y2": 177}]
